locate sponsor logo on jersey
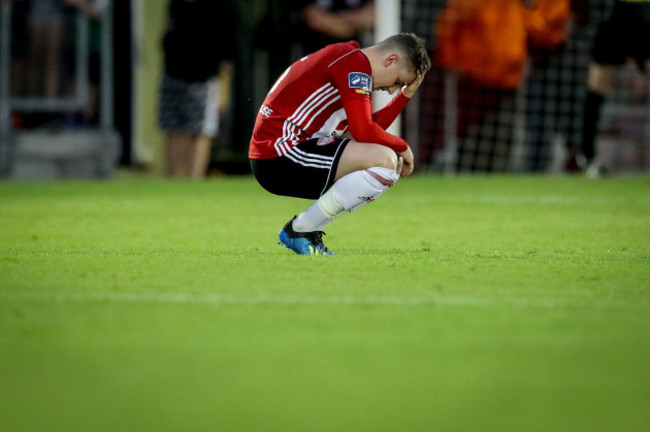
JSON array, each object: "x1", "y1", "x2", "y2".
[
  {"x1": 317, "y1": 137, "x2": 335, "y2": 146},
  {"x1": 348, "y1": 72, "x2": 371, "y2": 95},
  {"x1": 259, "y1": 105, "x2": 273, "y2": 117}
]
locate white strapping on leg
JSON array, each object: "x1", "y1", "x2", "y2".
[{"x1": 292, "y1": 167, "x2": 399, "y2": 232}]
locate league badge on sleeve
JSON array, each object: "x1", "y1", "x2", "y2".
[{"x1": 348, "y1": 72, "x2": 371, "y2": 95}]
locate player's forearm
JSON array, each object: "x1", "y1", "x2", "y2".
[
  {"x1": 336, "y1": 3, "x2": 375, "y2": 31},
  {"x1": 346, "y1": 100, "x2": 408, "y2": 152},
  {"x1": 350, "y1": 123, "x2": 408, "y2": 152},
  {"x1": 302, "y1": 5, "x2": 357, "y2": 39}
]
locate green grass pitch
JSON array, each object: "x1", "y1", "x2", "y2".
[{"x1": 1, "y1": 175, "x2": 649, "y2": 432}]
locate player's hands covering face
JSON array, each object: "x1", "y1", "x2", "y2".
[{"x1": 402, "y1": 73, "x2": 424, "y2": 98}]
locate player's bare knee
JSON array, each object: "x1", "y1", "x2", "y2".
[
  {"x1": 382, "y1": 148, "x2": 399, "y2": 171},
  {"x1": 336, "y1": 142, "x2": 398, "y2": 180},
  {"x1": 370, "y1": 146, "x2": 398, "y2": 170}
]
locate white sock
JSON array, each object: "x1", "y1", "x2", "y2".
[
  {"x1": 332, "y1": 167, "x2": 400, "y2": 211},
  {"x1": 292, "y1": 186, "x2": 344, "y2": 232},
  {"x1": 292, "y1": 167, "x2": 399, "y2": 232}
]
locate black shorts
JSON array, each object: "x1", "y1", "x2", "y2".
[
  {"x1": 250, "y1": 138, "x2": 350, "y2": 200},
  {"x1": 591, "y1": 3, "x2": 650, "y2": 69},
  {"x1": 158, "y1": 73, "x2": 219, "y2": 137}
]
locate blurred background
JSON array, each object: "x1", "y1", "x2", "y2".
[{"x1": 0, "y1": 0, "x2": 648, "y2": 180}]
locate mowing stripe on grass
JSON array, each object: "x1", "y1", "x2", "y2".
[{"x1": 0, "y1": 291, "x2": 647, "y2": 310}]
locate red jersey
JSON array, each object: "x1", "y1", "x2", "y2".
[{"x1": 249, "y1": 41, "x2": 409, "y2": 159}]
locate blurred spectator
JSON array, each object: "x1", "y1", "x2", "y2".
[
  {"x1": 436, "y1": 0, "x2": 531, "y2": 90},
  {"x1": 252, "y1": 0, "x2": 374, "y2": 89},
  {"x1": 298, "y1": 0, "x2": 375, "y2": 55},
  {"x1": 159, "y1": 0, "x2": 236, "y2": 179},
  {"x1": 432, "y1": 0, "x2": 595, "y2": 173},
  {"x1": 434, "y1": 0, "x2": 533, "y2": 171},
  {"x1": 579, "y1": 0, "x2": 650, "y2": 178}
]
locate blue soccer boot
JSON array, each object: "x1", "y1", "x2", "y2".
[{"x1": 278, "y1": 217, "x2": 335, "y2": 256}]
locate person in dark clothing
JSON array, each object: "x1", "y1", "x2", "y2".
[
  {"x1": 298, "y1": 0, "x2": 375, "y2": 55},
  {"x1": 159, "y1": 0, "x2": 236, "y2": 178},
  {"x1": 580, "y1": 0, "x2": 650, "y2": 177}
]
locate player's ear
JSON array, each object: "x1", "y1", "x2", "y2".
[{"x1": 384, "y1": 53, "x2": 399, "y2": 67}]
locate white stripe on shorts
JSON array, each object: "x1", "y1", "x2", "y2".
[
  {"x1": 285, "y1": 147, "x2": 332, "y2": 169},
  {"x1": 284, "y1": 152, "x2": 331, "y2": 169},
  {"x1": 291, "y1": 146, "x2": 334, "y2": 163}
]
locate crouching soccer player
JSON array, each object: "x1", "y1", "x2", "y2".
[{"x1": 249, "y1": 32, "x2": 431, "y2": 255}]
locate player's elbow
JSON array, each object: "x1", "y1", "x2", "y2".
[{"x1": 348, "y1": 123, "x2": 376, "y2": 144}]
